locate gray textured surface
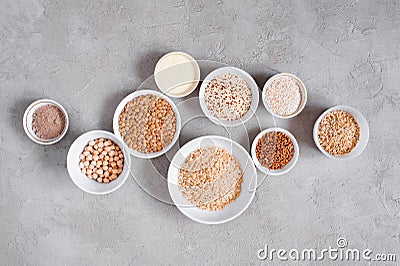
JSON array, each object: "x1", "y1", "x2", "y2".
[{"x1": 1, "y1": 0, "x2": 400, "y2": 265}]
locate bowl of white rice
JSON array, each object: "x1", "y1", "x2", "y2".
[{"x1": 262, "y1": 73, "x2": 307, "y2": 119}]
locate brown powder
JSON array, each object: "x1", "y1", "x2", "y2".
[{"x1": 32, "y1": 104, "x2": 66, "y2": 139}]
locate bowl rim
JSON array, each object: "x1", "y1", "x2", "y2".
[
  {"x1": 198, "y1": 66, "x2": 260, "y2": 127},
  {"x1": 23, "y1": 98, "x2": 69, "y2": 145},
  {"x1": 313, "y1": 105, "x2": 369, "y2": 160},
  {"x1": 113, "y1": 89, "x2": 182, "y2": 159},
  {"x1": 154, "y1": 51, "x2": 201, "y2": 98},
  {"x1": 262, "y1": 73, "x2": 307, "y2": 119},
  {"x1": 167, "y1": 135, "x2": 257, "y2": 225},
  {"x1": 67, "y1": 129, "x2": 131, "y2": 195},
  {"x1": 251, "y1": 127, "x2": 299, "y2": 175}
]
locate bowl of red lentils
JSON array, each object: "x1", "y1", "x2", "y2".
[
  {"x1": 313, "y1": 106, "x2": 369, "y2": 159},
  {"x1": 113, "y1": 89, "x2": 181, "y2": 159},
  {"x1": 67, "y1": 130, "x2": 131, "y2": 195},
  {"x1": 251, "y1": 127, "x2": 299, "y2": 176}
]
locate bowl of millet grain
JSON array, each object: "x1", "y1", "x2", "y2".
[
  {"x1": 113, "y1": 89, "x2": 181, "y2": 159},
  {"x1": 67, "y1": 130, "x2": 131, "y2": 195},
  {"x1": 262, "y1": 73, "x2": 307, "y2": 119},
  {"x1": 199, "y1": 67, "x2": 259, "y2": 127},
  {"x1": 313, "y1": 106, "x2": 369, "y2": 159},
  {"x1": 251, "y1": 128, "x2": 299, "y2": 176},
  {"x1": 23, "y1": 99, "x2": 69, "y2": 145},
  {"x1": 167, "y1": 135, "x2": 257, "y2": 224}
]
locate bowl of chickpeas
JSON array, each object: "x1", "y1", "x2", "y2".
[
  {"x1": 67, "y1": 130, "x2": 131, "y2": 195},
  {"x1": 113, "y1": 89, "x2": 181, "y2": 159}
]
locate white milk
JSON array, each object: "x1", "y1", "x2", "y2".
[{"x1": 155, "y1": 52, "x2": 199, "y2": 97}]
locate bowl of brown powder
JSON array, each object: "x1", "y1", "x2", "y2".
[{"x1": 23, "y1": 99, "x2": 69, "y2": 145}]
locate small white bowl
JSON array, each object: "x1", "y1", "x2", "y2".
[
  {"x1": 313, "y1": 106, "x2": 369, "y2": 159},
  {"x1": 168, "y1": 135, "x2": 257, "y2": 224},
  {"x1": 262, "y1": 73, "x2": 307, "y2": 119},
  {"x1": 154, "y1": 52, "x2": 200, "y2": 98},
  {"x1": 23, "y1": 98, "x2": 69, "y2": 145},
  {"x1": 67, "y1": 130, "x2": 131, "y2": 195},
  {"x1": 251, "y1": 127, "x2": 299, "y2": 176},
  {"x1": 199, "y1": 66, "x2": 259, "y2": 127},
  {"x1": 113, "y1": 89, "x2": 181, "y2": 159}
]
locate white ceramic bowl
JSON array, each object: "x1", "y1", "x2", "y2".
[
  {"x1": 113, "y1": 89, "x2": 181, "y2": 159},
  {"x1": 251, "y1": 127, "x2": 299, "y2": 176},
  {"x1": 313, "y1": 106, "x2": 369, "y2": 159},
  {"x1": 154, "y1": 52, "x2": 200, "y2": 98},
  {"x1": 199, "y1": 67, "x2": 259, "y2": 127},
  {"x1": 168, "y1": 135, "x2": 257, "y2": 224},
  {"x1": 262, "y1": 73, "x2": 307, "y2": 119},
  {"x1": 67, "y1": 130, "x2": 131, "y2": 195},
  {"x1": 23, "y1": 98, "x2": 69, "y2": 145}
]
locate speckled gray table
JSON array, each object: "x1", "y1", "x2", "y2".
[{"x1": 1, "y1": 0, "x2": 400, "y2": 265}]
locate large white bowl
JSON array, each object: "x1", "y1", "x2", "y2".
[
  {"x1": 67, "y1": 130, "x2": 131, "y2": 195},
  {"x1": 167, "y1": 135, "x2": 257, "y2": 224},
  {"x1": 313, "y1": 106, "x2": 369, "y2": 159},
  {"x1": 199, "y1": 67, "x2": 259, "y2": 127},
  {"x1": 113, "y1": 89, "x2": 181, "y2": 159},
  {"x1": 262, "y1": 73, "x2": 307, "y2": 119},
  {"x1": 23, "y1": 98, "x2": 69, "y2": 145},
  {"x1": 251, "y1": 128, "x2": 299, "y2": 176}
]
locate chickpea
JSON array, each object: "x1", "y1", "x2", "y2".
[{"x1": 79, "y1": 138, "x2": 124, "y2": 184}]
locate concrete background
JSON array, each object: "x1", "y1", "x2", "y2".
[{"x1": 1, "y1": 0, "x2": 400, "y2": 265}]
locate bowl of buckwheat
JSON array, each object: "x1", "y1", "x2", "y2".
[
  {"x1": 67, "y1": 130, "x2": 131, "y2": 195},
  {"x1": 113, "y1": 89, "x2": 181, "y2": 159},
  {"x1": 313, "y1": 106, "x2": 369, "y2": 159},
  {"x1": 251, "y1": 127, "x2": 299, "y2": 176}
]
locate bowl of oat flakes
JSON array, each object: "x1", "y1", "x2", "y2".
[
  {"x1": 113, "y1": 89, "x2": 181, "y2": 159},
  {"x1": 313, "y1": 106, "x2": 369, "y2": 159},
  {"x1": 262, "y1": 73, "x2": 307, "y2": 119},
  {"x1": 199, "y1": 67, "x2": 259, "y2": 127},
  {"x1": 167, "y1": 135, "x2": 257, "y2": 224}
]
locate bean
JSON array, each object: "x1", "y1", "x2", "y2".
[{"x1": 79, "y1": 138, "x2": 124, "y2": 184}]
